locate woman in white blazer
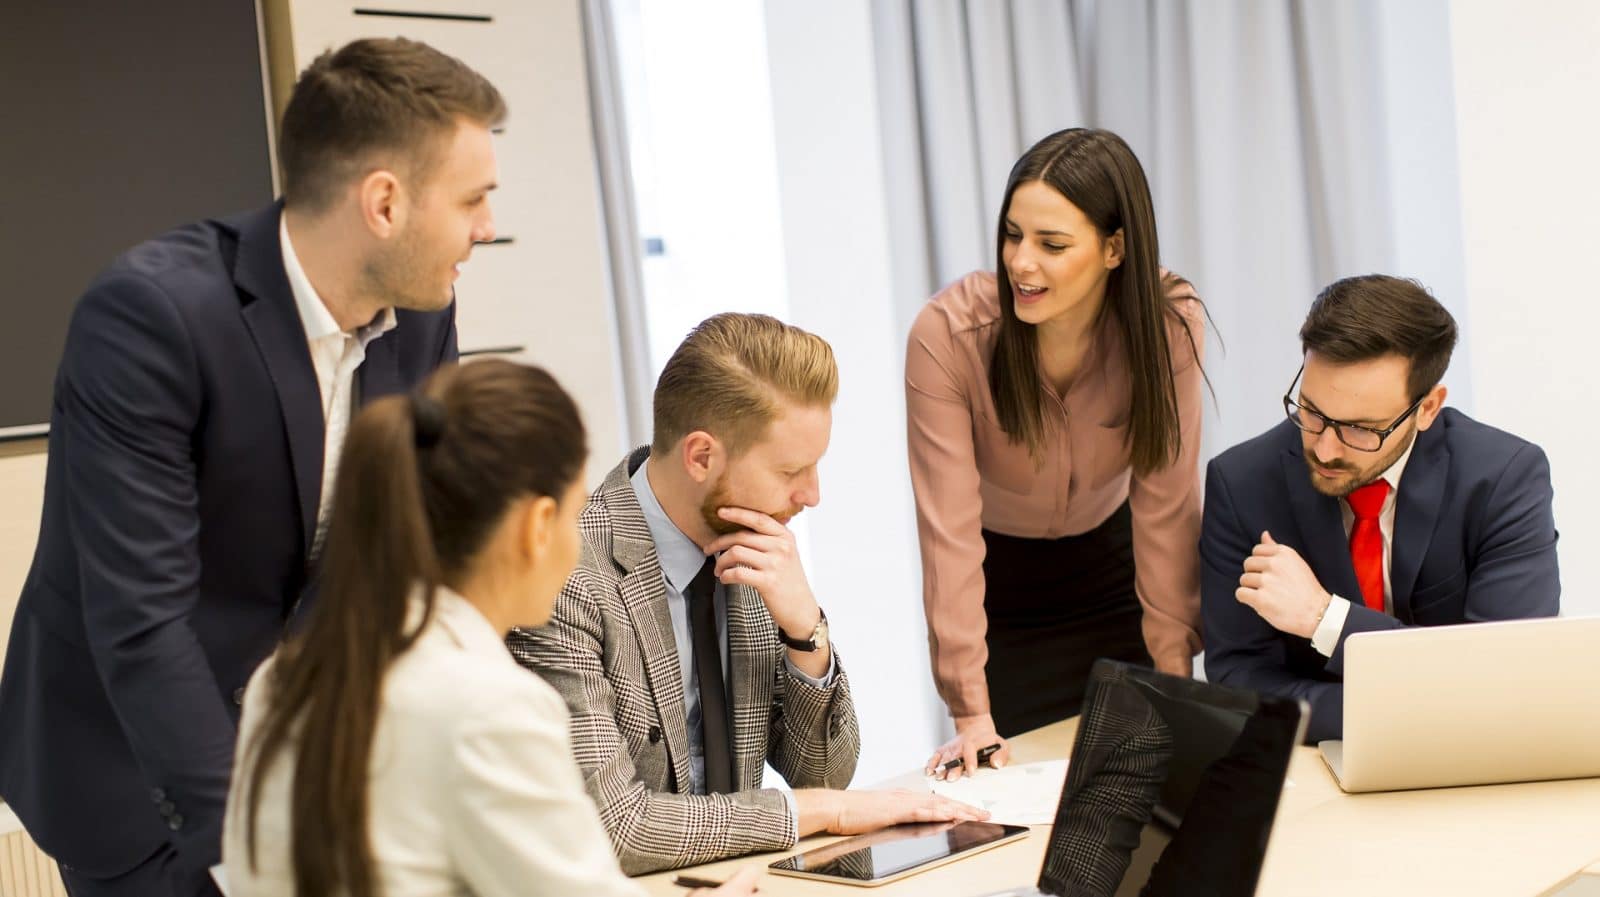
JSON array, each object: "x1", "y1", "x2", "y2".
[{"x1": 222, "y1": 360, "x2": 757, "y2": 897}]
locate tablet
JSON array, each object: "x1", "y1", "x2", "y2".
[{"x1": 768, "y1": 820, "x2": 1030, "y2": 887}]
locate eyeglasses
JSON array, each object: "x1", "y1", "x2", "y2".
[{"x1": 1282, "y1": 365, "x2": 1425, "y2": 453}]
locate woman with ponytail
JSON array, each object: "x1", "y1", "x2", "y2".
[
  {"x1": 908, "y1": 129, "x2": 1209, "y2": 777},
  {"x1": 222, "y1": 359, "x2": 757, "y2": 896}
]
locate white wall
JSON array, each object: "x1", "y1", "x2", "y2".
[
  {"x1": 763, "y1": 0, "x2": 950, "y2": 783},
  {"x1": 1449, "y1": 0, "x2": 1600, "y2": 617}
]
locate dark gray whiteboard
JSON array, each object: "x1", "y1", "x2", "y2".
[{"x1": 0, "y1": 0, "x2": 276, "y2": 434}]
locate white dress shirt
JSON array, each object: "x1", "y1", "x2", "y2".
[
  {"x1": 629, "y1": 461, "x2": 833, "y2": 810},
  {"x1": 223, "y1": 587, "x2": 645, "y2": 897},
  {"x1": 1311, "y1": 437, "x2": 1417, "y2": 656},
  {"x1": 279, "y1": 218, "x2": 396, "y2": 553}
]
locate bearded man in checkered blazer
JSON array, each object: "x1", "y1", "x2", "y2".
[{"x1": 509, "y1": 313, "x2": 987, "y2": 875}]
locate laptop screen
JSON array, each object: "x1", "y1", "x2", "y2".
[{"x1": 1037, "y1": 660, "x2": 1306, "y2": 897}]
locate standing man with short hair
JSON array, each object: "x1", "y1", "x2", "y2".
[
  {"x1": 510, "y1": 313, "x2": 987, "y2": 875},
  {"x1": 0, "y1": 38, "x2": 505, "y2": 896},
  {"x1": 1201, "y1": 275, "x2": 1559, "y2": 743}
]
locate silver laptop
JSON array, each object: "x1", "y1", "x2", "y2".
[
  {"x1": 1320, "y1": 615, "x2": 1600, "y2": 793},
  {"x1": 980, "y1": 659, "x2": 1307, "y2": 897}
]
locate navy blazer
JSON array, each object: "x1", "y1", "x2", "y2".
[
  {"x1": 0, "y1": 204, "x2": 457, "y2": 878},
  {"x1": 1200, "y1": 409, "x2": 1559, "y2": 744}
]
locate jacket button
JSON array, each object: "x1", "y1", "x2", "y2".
[
  {"x1": 233, "y1": 688, "x2": 246, "y2": 707},
  {"x1": 150, "y1": 788, "x2": 165, "y2": 803},
  {"x1": 648, "y1": 726, "x2": 662, "y2": 744},
  {"x1": 158, "y1": 801, "x2": 176, "y2": 816},
  {"x1": 167, "y1": 814, "x2": 184, "y2": 831}
]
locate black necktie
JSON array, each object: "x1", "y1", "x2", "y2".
[{"x1": 688, "y1": 557, "x2": 735, "y2": 794}]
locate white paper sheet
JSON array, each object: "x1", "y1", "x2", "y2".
[{"x1": 926, "y1": 759, "x2": 1069, "y2": 826}]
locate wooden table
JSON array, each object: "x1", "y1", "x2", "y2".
[{"x1": 639, "y1": 718, "x2": 1600, "y2": 896}]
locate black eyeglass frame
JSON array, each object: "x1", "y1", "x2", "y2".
[{"x1": 1282, "y1": 365, "x2": 1427, "y2": 453}]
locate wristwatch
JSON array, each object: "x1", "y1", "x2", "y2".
[{"x1": 778, "y1": 608, "x2": 829, "y2": 652}]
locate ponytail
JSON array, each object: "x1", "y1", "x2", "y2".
[{"x1": 240, "y1": 392, "x2": 441, "y2": 897}]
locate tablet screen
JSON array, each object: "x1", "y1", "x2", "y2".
[{"x1": 770, "y1": 820, "x2": 1029, "y2": 883}]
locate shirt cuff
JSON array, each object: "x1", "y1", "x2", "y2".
[
  {"x1": 1311, "y1": 595, "x2": 1351, "y2": 657},
  {"x1": 785, "y1": 650, "x2": 837, "y2": 689},
  {"x1": 780, "y1": 788, "x2": 800, "y2": 838}
]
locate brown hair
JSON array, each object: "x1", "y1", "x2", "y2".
[
  {"x1": 1300, "y1": 275, "x2": 1458, "y2": 399},
  {"x1": 650, "y1": 312, "x2": 838, "y2": 458},
  {"x1": 989, "y1": 128, "x2": 1205, "y2": 476},
  {"x1": 237, "y1": 359, "x2": 586, "y2": 897},
  {"x1": 279, "y1": 37, "x2": 507, "y2": 211}
]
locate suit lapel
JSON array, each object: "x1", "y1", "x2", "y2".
[
  {"x1": 725, "y1": 583, "x2": 776, "y2": 790},
  {"x1": 603, "y1": 451, "x2": 696, "y2": 793},
  {"x1": 233, "y1": 203, "x2": 323, "y2": 556},
  {"x1": 355, "y1": 330, "x2": 402, "y2": 406},
  {"x1": 1389, "y1": 427, "x2": 1448, "y2": 622},
  {"x1": 1281, "y1": 447, "x2": 1363, "y2": 602}
]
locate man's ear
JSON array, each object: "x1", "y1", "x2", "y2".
[
  {"x1": 680, "y1": 431, "x2": 722, "y2": 485},
  {"x1": 1414, "y1": 384, "x2": 1448, "y2": 431},
  {"x1": 358, "y1": 167, "x2": 404, "y2": 239}
]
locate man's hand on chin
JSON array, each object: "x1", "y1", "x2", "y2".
[{"x1": 707, "y1": 506, "x2": 829, "y2": 677}]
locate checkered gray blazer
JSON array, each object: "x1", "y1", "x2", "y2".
[{"x1": 507, "y1": 448, "x2": 861, "y2": 875}]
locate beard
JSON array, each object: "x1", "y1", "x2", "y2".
[
  {"x1": 362, "y1": 225, "x2": 456, "y2": 313},
  {"x1": 1304, "y1": 426, "x2": 1416, "y2": 497},
  {"x1": 699, "y1": 473, "x2": 804, "y2": 535}
]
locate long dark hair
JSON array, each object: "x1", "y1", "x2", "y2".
[
  {"x1": 989, "y1": 128, "x2": 1203, "y2": 476},
  {"x1": 238, "y1": 359, "x2": 587, "y2": 897}
]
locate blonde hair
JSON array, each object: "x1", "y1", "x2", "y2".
[{"x1": 651, "y1": 313, "x2": 838, "y2": 458}]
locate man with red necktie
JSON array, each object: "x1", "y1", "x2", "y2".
[{"x1": 1200, "y1": 275, "x2": 1560, "y2": 743}]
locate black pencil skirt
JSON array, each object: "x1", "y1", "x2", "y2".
[{"x1": 982, "y1": 501, "x2": 1152, "y2": 738}]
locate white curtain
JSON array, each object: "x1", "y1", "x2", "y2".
[{"x1": 871, "y1": 0, "x2": 1468, "y2": 457}]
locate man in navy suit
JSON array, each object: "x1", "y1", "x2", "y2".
[
  {"x1": 1201, "y1": 275, "x2": 1559, "y2": 744},
  {"x1": 0, "y1": 39, "x2": 505, "y2": 896}
]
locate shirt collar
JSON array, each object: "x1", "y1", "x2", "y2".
[
  {"x1": 279, "y1": 215, "x2": 398, "y2": 343},
  {"x1": 279, "y1": 215, "x2": 342, "y2": 342},
  {"x1": 629, "y1": 459, "x2": 709, "y2": 593},
  {"x1": 1378, "y1": 430, "x2": 1416, "y2": 494}
]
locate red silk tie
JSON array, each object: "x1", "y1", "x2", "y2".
[{"x1": 1346, "y1": 480, "x2": 1391, "y2": 612}]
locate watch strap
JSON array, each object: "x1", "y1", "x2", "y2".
[{"x1": 777, "y1": 607, "x2": 826, "y2": 651}]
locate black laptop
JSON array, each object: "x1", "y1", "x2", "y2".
[{"x1": 978, "y1": 659, "x2": 1308, "y2": 897}]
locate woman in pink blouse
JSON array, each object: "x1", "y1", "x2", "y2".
[{"x1": 909, "y1": 129, "x2": 1207, "y2": 776}]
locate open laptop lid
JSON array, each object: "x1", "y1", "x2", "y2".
[
  {"x1": 1037, "y1": 660, "x2": 1308, "y2": 897},
  {"x1": 1331, "y1": 616, "x2": 1600, "y2": 792}
]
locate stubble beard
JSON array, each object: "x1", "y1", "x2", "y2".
[
  {"x1": 1303, "y1": 427, "x2": 1415, "y2": 498},
  {"x1": 698, "y1": 474, "x2": 802, "y2": 535}
]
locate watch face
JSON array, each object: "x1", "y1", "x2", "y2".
[{"x1": 814, "y1": 618, "x2": 829, "y2": 650}]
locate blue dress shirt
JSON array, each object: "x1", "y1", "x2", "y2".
[{"x1": 628, "y1": 462, "x2": 834, "y2": 808}]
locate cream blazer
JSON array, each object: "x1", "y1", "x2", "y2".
[{"x1": 222, "y1": 587, "x2": 643, "y2": 896}]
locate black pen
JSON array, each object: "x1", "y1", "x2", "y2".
[
  {"x1": 673, "y1": 874, "x2": 727, "y2": 889},
  {"x1": 939, "y1": 743, "x2": 1002, "y2": 773}
]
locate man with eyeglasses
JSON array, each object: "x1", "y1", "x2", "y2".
[{"x1": 1200, "y1": 275, "x2": 1559, "y2": 743}]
